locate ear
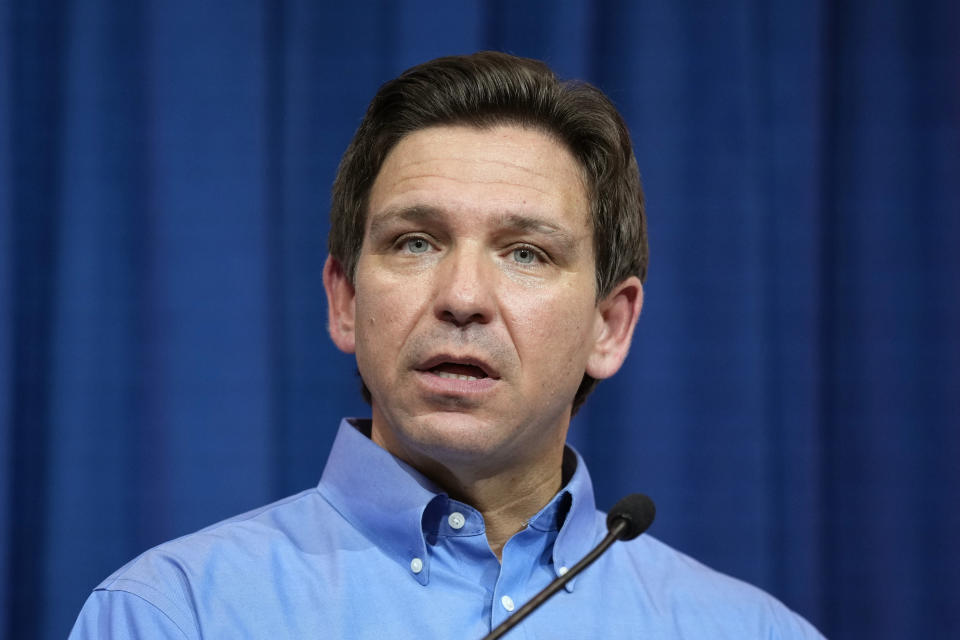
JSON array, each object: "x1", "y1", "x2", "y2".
[
  {"x1": 585, "y1": 276, "x2": 643, "y2": 380},
  {"x1": 323, "y1": 255, "x2": 357, "y2": 354}
]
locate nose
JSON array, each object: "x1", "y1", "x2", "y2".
[{"x1": 433, "y1": 246, "x2": 494, "y2": 327}]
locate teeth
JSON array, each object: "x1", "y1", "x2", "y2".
[{"x1": 435, "y1": 372, "x2": 479, "y2": 381}]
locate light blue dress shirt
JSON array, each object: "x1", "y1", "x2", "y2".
[{"x1": 70, "y1": 419, "x2": 824, "y2": 639}]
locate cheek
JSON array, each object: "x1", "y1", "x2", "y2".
[
  {"x1": 511, "y1": 291, "x2": 596, "y2": 370},
  {"x1": 352, "y1": 284, "x2": 396, "y2": 373},
  {"x1": 353, "y1": 273, "x2": 426, "y2": 366},
  {"x1": 355, "y1": 268, "x2": 405, "y2": 325},
  {"x1": 354, "y1": 288, "x2": 383, "y2": 335}
]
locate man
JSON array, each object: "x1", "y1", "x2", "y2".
[{"x1": 70, "y1": 52, "x2": 823, "y2": 638}]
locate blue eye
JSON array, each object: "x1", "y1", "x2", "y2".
[
  {"x1": 405, "y1": 237, "x2": 430, "y2": 254},
  {"x1": 512, "y1": 247, "x2": 538, "y2": 264}
]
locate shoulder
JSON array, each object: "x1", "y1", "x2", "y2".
[
  {"x1": 100, "y1": 488, "x2": 325, "y2": 584},
  {"x1": 599, "y1": 514, "x2": 824, "y2": 638},
  {"x1": 77, "y1": 488, "x2": 336, "y2": 637}
]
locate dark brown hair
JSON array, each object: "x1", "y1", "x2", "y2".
[{"x1": 329, "y1": 51, "x2": 647, "y2": 413}]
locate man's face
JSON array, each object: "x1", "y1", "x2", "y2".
[{"x1": 325, "y1": 124, "x2": 639, "y2": 481}]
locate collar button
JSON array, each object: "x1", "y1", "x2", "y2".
[
  {"x1": 410, "y1": 557, "x2": 424, "y2": 574},
  {"x1": 448, "y1": 511, "x2": 466, "y2": 530}
]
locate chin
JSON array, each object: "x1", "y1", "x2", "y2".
[{"x1": 397, "y1": 411, "x2": 515, "y2": 461}]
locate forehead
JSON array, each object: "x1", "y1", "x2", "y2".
[{"x1": 366, "y1": 124, "x2": 591, "y2": 234}]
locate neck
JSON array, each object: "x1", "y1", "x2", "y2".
[
  {"x1": 369, "y1": 428, "x2": 566, "y2": 560},
  {"x1": 443, "y1": 464, "x2": 564, "y2": 560},
  {"x1": 367, "y1": 409, "x2": 570, "y2": 560}
]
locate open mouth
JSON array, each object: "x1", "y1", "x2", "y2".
[
  {"x1": 429, "y1": 362, "x2": 489, "y2": 381},
  {"x1": 417, "y1": 354, "x2": 499, "y2": 383}
]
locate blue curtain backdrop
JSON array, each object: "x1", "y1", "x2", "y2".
[{"x1": 2, "y1": 1, "x2": 958, "y2": 638}]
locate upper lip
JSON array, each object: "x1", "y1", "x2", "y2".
[{"x1": 415, "y1": 353, "x2": 501, "y2": 379}]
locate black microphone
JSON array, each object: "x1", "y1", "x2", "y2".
[{"x1": 481, "y1": 493, "x2": 656, "y2": 640}]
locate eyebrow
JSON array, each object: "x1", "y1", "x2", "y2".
[
  {"x1": 497, "y1": 212, "x2": 565, "y2": 236},
  {"x1": 367, "y1": 205, "x2": 446, "y2": 238},
  {"x1": 368, "y1": 206, "x2": 583, "y2": 254}
]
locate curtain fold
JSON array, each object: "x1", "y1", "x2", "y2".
[{"x1": 2, "y1": 1, "x2": 957, "y2": 638}]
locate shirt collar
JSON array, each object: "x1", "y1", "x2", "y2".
[
  {"x1": 317, "y1": 418, "x2": 599, "y2": 588},
  {"x1": 541, "y1": 445, "x2": 598, "y2": 591},
  {"x1": 317, "y1": 419, "x2": 441, "y2": 585}
]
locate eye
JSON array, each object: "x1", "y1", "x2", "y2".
[
  {"x1": 403, "y1": 236, "x2": 431, "y2": 254},
  {"x1": 511, "y1": 246, "x2": 540, "y2": 265}
]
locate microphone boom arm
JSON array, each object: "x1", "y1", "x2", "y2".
[{"x1": 481, "y1": 519, "x2": 629, "y2": 640}]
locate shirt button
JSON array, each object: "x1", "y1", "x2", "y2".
[
  {"x1": 448, "y1": 511, "x2": 466, "y2": 530},
  {"x1": 500, "y1": 595, "x2": 515, "y2": 612},
  {"x1": 410, "y1": 557, "x2": 423, "y2": 574},
  {"x1": 558, "y1": 566, "x2": 569, "y2": 576}
]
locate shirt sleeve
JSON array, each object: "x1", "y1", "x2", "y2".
[{"x1": 68, "y1": 589, "x2": 193, "y2": 640}]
